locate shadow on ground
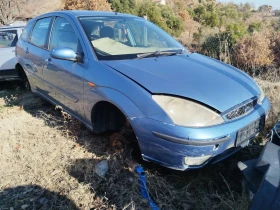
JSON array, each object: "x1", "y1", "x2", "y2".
[{"x1": 0, "y1": 185, "x2": 78, "y2": 210}]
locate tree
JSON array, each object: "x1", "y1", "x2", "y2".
[
  {"x1": 0, "y1": 0, "x2": 62, "y2": 25},
  {"x1": 0, "y1": 0, "x2": 21, "y2": 25},
  {"x1": 248, "y1": 22, "x2": 262, "y2": 33},
  {"x1": 64, "y1": 0, "x2": 111, "y2": 11},
  {"x1": 226, "y1": 22, "x2": 247, "y2": 45},
  {"x1": 258, "y1": 5, "x2": 273, "y2": 13},
  {"x1": 108, "y1": 0, "x2": 136, "y2": 14},
  {"x1": 233, "y1": 32, "x2": 274, "y2": 72},
  {"x1": 275, "y1": 10, "x2": 280, "y2": 16}
]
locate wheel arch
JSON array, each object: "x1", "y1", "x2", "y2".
[{"x1": 88, "y1": 87, "x2": 144, "y2": 133}]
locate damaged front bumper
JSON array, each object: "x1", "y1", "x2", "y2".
[{"x1": 130, "y1": 97, "x2": 270, "y2": 170}]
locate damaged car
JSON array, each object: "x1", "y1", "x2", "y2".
[
  {"x1": 0, "y1": 24, "x2": 25, "y2": 81},
  {"x1": 15, "y1": 11, "x2": 270, "y2": 170}
]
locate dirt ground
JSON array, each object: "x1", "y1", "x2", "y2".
[{"x1": 0, "y1": 80, "x2": 279, "y2": 210}]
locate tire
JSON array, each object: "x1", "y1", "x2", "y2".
[{"x1": 22, "y1": 78, "x2": 31, "y2": 91}]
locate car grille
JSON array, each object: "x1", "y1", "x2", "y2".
[{"x1": 226, "y1": 100, "x2": 257, "y2": 120}]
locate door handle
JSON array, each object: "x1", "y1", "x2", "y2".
[{"x1": 25, "y1": 48, "x2": 29, "y2": 54}]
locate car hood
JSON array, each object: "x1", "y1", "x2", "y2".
[{"x1": 102, "y1": 53, "x2": 260, "y2": 112}]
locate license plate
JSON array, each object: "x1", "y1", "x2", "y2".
[{"x1": 236, "y1": 118, "x2": 261, "y2": 146}]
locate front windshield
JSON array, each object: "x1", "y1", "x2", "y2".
[{"x1": 79, "y1": 16, "x2": 184, "y2": 60}]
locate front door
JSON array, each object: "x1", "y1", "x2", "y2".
[{"x1": 43, "y1": 16, "x2": 85, "y2": 119}]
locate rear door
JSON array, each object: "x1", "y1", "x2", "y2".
[
  {"x1": 25, "y1": 17, "x2": 53, "y2": 92},
  {"x1": 44, "y1": 16, "x2": 86, "y2": 119},
  {"x1": 0, "y1": 29, "x2": 18, "y2": 71}
]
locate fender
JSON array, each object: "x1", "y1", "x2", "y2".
[{"x1": 83, "y1": 85, "x2": 145, "y2": 128}]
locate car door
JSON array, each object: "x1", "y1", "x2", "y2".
[
  {"x1": 0, "y1": 29, "x2": 18, "y2": 71},
  {"x1": 25, "y1": 17, "x2": 53, "y2": 92},
  {"x1": 44, "y1": 16, "x2": 86, "y2": 119}
]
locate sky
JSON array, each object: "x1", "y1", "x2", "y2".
[{"x1": 219, "y1": 0, "x2": 280, "y2": 10}]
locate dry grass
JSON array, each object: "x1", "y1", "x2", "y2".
[{"x1": 0, "y1": 79, "x2": 279, "y2": 210}]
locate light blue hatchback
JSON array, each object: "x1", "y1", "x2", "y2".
[{"x1": 15, "y1": 10, "x2": 270, "y2": 170}]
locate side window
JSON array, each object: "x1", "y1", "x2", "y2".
[
  {"x1": 21, "y1": 22, "x2": 34, "y2": 41},
  {"x1": 30, "y1": 17, "x2": 52, "y2": 48},
  {"x1": 49, "y1": 17, "x2": 80, "y2": 53},
  {"x1": 0, "y1": 30, "x2": 18, "y2": 48}
]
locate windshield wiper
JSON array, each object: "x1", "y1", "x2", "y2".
[{"x1": 136, "y1": 49, "x2": 186, "y2": 59}]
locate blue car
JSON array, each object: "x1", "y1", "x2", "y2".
[{"x1": 15, "y1": 11, "x2": 270, "y2": 170}]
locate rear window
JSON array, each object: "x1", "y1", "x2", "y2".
[
  {"x1": 21, "y1": 22, "x2": 34, "y2": 42},
  {"x1": 30, "y1": 17, "x2": 52, "y2": 48}
]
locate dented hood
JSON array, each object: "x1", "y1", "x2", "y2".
[{"x1": 103, "y1": 53, "x2": 260, "y2": 112}]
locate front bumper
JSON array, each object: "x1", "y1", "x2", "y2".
[{"x1": 130, "y1": 97, "x2": 270, "y2": 170}]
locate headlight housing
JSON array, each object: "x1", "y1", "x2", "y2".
[
  {"x1": 256, "y1": 83, "x2": 265, "y2": 104},
  {"x1": 152, "y1": 95, "x2": 224, "y2": 127}
]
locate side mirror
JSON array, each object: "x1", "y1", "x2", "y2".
[{"x1": 50, "y1": 47, "x2": 82, "y2": 62}]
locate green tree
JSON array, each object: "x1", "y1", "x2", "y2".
[
  {"x1": 248, "y1": 22, "x2": 262, "y2": 33},
  {"x1": 108, "y1": 0, "x2": 136, "y2": 14},
  {"x1": 226, "y1": 23, "x2": 247, "y2": 45}
]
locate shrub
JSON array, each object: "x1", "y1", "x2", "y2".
[
  {"x1": 275, "y1": 10, "x2": 280, "y2": 16},
  {"x1": 270, "y1": 32, "x2": 280, "y2": 67},
  {"x1": 233, "y1": 32, "x2": 274, "y2": 73},
  {"x1": 64, "y1": 0, "x2": 112, "y2": 11},
  {"x1": 248, "y1": 22, "x2": 263, "y2": 33},
  {"x1": 226, "y1": 23, "x2": 247, "y2": 45}
]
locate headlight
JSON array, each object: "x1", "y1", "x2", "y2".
[
  {"x1": 256, "y1": 83, "x2": 265, "y2": 104},
  {"x1": 152, "y1": 95, "x2": 224, "y2": 127}
]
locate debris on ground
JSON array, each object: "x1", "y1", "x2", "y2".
[{"x1": 95, "y1": 160, "x2": 109, "y2": 178}]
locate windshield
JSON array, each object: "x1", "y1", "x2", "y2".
[{"x1": 79, "y1": 16, "x2": 184, "y2": 60}]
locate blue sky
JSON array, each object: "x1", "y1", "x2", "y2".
[{"x1": 219, "y1": 0, "x2": 280, "y2": 10}]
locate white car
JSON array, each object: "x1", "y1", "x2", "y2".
[{"x1": 0, "y1": 25, "x2": 25, "y2": 81}]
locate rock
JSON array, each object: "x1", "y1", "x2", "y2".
[{"x1": 95, "y1": 160, "x2": 108, "y2": 178}]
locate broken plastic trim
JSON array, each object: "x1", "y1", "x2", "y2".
[{"x1": 152, "y1": 131, "x2": 230, "y2": 146}]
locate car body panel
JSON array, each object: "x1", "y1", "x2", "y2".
[
  {"x1": 104, "y1": 53, "x2": 260, "y2": 112},
  {"x1": 0, "y1": 25, "x2": 24, "y2": 81},
  {"x1": 131, "y1": 97, "x2": 270, "y2": 170},
  {"x1": 16, "y1": 11, "x2": 271, "y2": 170}
]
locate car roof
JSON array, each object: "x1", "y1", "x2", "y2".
[
  {"x1": 0, "y1": 25, "x2": 25, "y2": 30},
  {"x1": 40, "y1": 10, "x2": 139, "y2": 19}
]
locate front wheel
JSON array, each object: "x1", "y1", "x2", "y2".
[{"x1": 22, "y1": 78, "x2": 31, "y2": 91}]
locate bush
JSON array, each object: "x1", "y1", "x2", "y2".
[
  {"x1": 270, "y1": 32, "x2": 280, "y2": 67},
  {"x1": 233, "y1": 32, "x2": 274, "y2": 73},
  {"x1": 64, "y1": 0, "x2": 112, "y2": 11},
  {"x1": 226, "y1": 23, "x2": 247, "y2": 45},
  {"x1": 248, "y1": 22, "x2": 263, "y2": 33},
  {"x1": 275, "y1": 10, "x2": 280, "y2": 16}
]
